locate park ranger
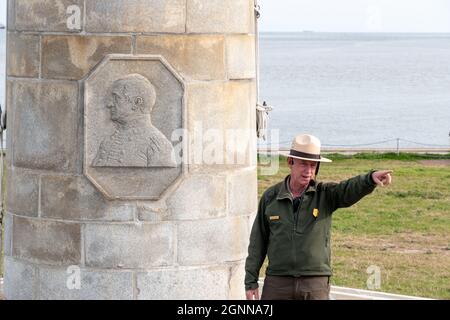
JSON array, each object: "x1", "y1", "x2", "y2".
[{"x1": 245, "y1": 133, "x2": 393, "y2": 300}]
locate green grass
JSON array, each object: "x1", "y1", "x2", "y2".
[
  {"x1": 1, "y1": 153, "x2": 449, "y2": 298},
  {"x1": 258, "y1": 153, "x2": 450, "y2": 299}
]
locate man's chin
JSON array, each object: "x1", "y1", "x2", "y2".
[{"x1": 300, "y1": 177, "x2": 311, "y2": 184}]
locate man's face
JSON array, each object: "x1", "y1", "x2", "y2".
[
  {"x1": 106, "y1": 85, "x2": 135, "y2": 123},
  {"x1": 288, "y1": 158, "x2": 318, "y2": 186}
]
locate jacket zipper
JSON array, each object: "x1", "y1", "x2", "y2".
[
  {"x1": 292, "y1": 200, "x2": 297, "y2": 270},
  {"x1": 294, "y1": 196, "x2": 303, "y2": 232},
  {"x1": 292, "y1": 197, "x2": 302, "y2": 271}
]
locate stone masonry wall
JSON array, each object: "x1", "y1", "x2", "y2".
[{"x1": 4, "y1": 0, "x2": 257, "y2": 300}]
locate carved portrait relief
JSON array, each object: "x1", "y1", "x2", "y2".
[
  {"x1": 92, "y1": 74, "x2": 177, "y2": 168},
  {"x1": 84, "y1": 55, "x2": 185, "y2": 200}
]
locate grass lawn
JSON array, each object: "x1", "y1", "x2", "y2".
[
  {"x1": 258, "y1": 153, "x2": 450, "y2": 299},
  {"x1": 0, "y1": 153, "x2": 448, "y2": 299}
]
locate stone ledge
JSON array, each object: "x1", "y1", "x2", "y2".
[
  {"x1": 329, "y1": 286, "x2": 434, "y2": 300},
  {"x1": 256, "y1": 278, "x2": 434, "y2": 300}
]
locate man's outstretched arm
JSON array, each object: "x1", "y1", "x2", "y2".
[{"x1": 325, "y1": 170, "x2": 394, "y2": 210}]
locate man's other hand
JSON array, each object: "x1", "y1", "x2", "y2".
[
  {"x1": 372, "y1": 170, "x2": 393, "y2": 187},
  {"x1": 246, "y1": 288, "x2": 260, "y2": 300}
]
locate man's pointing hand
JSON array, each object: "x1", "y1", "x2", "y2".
[{"x1": 372, "y1": 170, "x2": 393, "y2": 187}]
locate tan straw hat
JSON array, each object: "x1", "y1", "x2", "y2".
[{"x1": 282, "y1": 134, "x2": 332, "y2": 163}]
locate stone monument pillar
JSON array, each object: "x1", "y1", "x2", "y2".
[{"x1": 4, "y1": 0, "x2": 257, "y2": 299}]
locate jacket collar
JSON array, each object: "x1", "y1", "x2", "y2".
[{"x1": 277, "y1": 175, "x2": 317, "y2": 201}]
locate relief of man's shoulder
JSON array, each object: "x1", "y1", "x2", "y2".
[{"x1": 146, "y1": 128, "x2": 177, "y2": 167}]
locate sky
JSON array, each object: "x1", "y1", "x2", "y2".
[
  {"x1": 258, "y1": 0, "x2": 450, "y2": 32},
  {"x1": 0, "y1": 0, "x2": 5, "y2": 26},
  {"x1": 0, "y1": 0, "x2": 449, "y2": 32}
]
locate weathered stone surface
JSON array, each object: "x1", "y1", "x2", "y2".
[
  {"x1": 39, "y1": 266, "x2": 133, "y2": 300},
  {"x1": 177, "y1": 217, "x2": 249, "y2": 265},
  {"x1": 11, "y1": 80, "x2": 78, "y2": 172},
  {"x1": 3, "y1": 213, "x2": 13, "y2": 256},
  {"x1": 14, "y1": 0, "x2": 84, "y2": 32},
  {"x1": 12, "y1": 216, "x2": 81, "y2": 265},
  {"x1": 166, "y1": 175, "x2": 226, "y2": 220},
  {"x1": 5, "y1": 0, "x2": 258, "y2": 302},
  {"x1": 137, "y1": 35, "x2": 225, "y2": 80},
  {"x1": 4, "y1": 256, "x2": 37, "y2": 300},
  {"x1": 84, "y1": 55, "x2": 184, "y2": 200},
  {"x1": 42, "y1": 35, "x2": 132, "y2": 80},
  {"x1": 187, "y1": 0, "x2": 254, "y2": 34},
  {"x1": 136, "y1": 266, "x2": 229, "y2": 300},
  {"x1": 86, "y1": 0, "x2": 185, "y2": 33},
  {"x1": 6, "y1": 168, "x2": 39, "y2": 217},
  {"x1": 137, "y1": 200, "x2": 169, "y2": 222},
  {"x1": 229, "y1": 262, "x2": 246, "y2": 299},
  {"x1": 187, "y1": 81, "x2": 253, "y2": 130},
  {"x1": 7, "y1": 0, "x2": 15, "y2": 30},
  {"x1": 5, "y1": 82, "x2": 13, "y2": 165},
  {"x1": 228, "y1": 168, "x2": 257, "y2": 216},
  {"x1": 7, "y1": 32, "x2": 40, "y2": 77},
  {"x1": 41, "y1": 175, "x2": 134, "y2": 221},
  {"x1": 187, "y1": 80, "x2": 255, "y2": 168},
  {"x1": 85, "y1": 222, "x2": 174, "y2": 268},
  {"x1": 226, "y1": 35, "x2": 256, "y2": 79}
]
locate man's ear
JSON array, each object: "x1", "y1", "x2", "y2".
[
  {"x1": 287, "y1": 157, "x2": 293, "y2": 166},
  {"x1": 133, "y1": 96, "x2": 144, "y2": 111},
  {"x1": 134, "y1": 96, "x2": 144, "y2": 106}
]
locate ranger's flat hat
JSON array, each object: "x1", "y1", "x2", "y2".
[{"x1": 282, "y1": 134, "x2": 332, "y2": 163}]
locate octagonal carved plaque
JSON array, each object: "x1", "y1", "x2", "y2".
[{"x1": 84, "y1": 55, "x2": 185, "y2": 200}]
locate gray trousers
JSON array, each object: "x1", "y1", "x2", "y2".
[{"x1": 261, "y1": 275, "x2": 330, "y2": 300}]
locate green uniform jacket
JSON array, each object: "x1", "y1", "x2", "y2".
[{"x1": 245, "y1": 171, "x2": 377, "y2": 290}]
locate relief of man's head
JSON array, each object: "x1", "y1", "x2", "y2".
[{"x1": 106, "y1": 74, "x2": 156, "y2": 124}]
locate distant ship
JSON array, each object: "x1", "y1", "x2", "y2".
[{"x1": 0, "y1": 24, "x2": 5, "y2": 29}]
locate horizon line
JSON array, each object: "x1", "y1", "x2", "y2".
[{"x1": 259, "y1": 30, "x2": 450, "y2": 34}]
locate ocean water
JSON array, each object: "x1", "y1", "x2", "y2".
[
  {"x1": 0, "y1": 31, "x2": 449, "y2": 149},
  {"x1": 259, "y1": 32, "x2": 450, "y2": 148}
]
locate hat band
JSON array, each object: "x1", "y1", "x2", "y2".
[{"x1": 289, "y1": 149, "x2": 321, "y2": 160}]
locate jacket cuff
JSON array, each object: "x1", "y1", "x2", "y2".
[
  {"x1": 245, "y1": 283, "x2": 259, "y2": 291},
  {"x1": 367, "y1": 170, "x2": 377, "y2": 186}
]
